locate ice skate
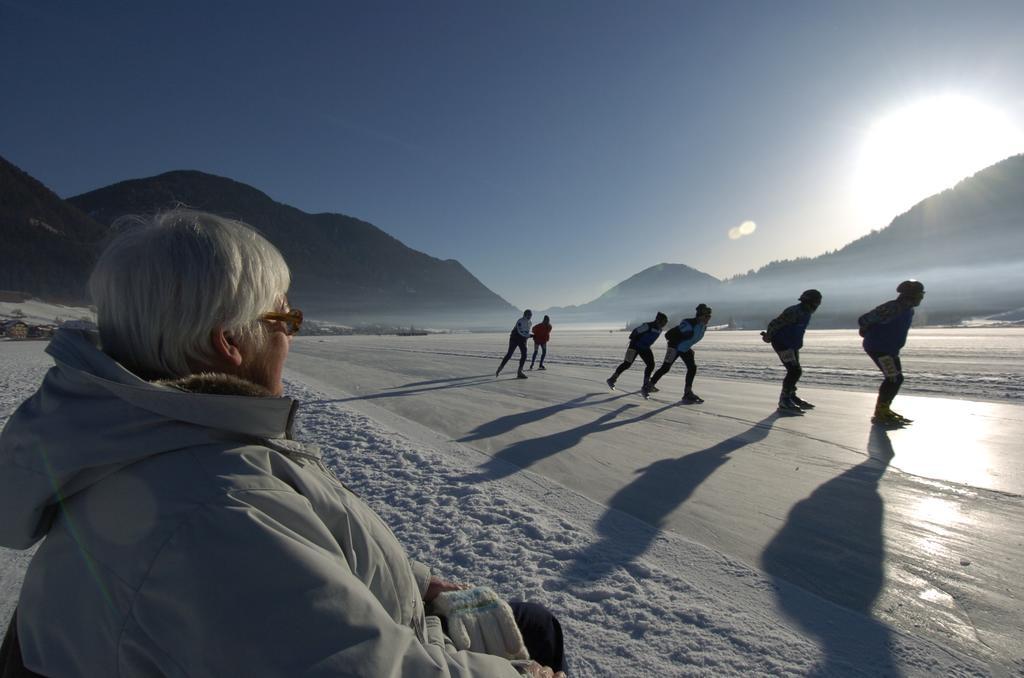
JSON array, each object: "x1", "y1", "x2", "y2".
[
  {"x1": 681, "y1": 391, "x2": 704, "y2": 404},
  {"x1": 538, "y1": 365, "x2": 546, "y2": 371},
  {"x1": 606, "y1": 377, "x2": 616, "y2": 390},
  {"x1": 790, "y1": 394, "x2": 815, "y2": 410},
  {"x1": 888, "y1": 409, "x2": 912, "y2": 423},
  {"x1": 516, "y1": 371, "x2": 528, "y2": 379},
  {"x1": 777, "y1": 396, "x2": 804, "y2": 415},
  {"x1": 641, "y1": 386, "x2": 651, "y2": 399},
  {"x1": 872, "y1": 410, "x2": 905, "y2": 427},
  {"x1": 873, "y1": 406, "x2": 910, "y2": 426}
]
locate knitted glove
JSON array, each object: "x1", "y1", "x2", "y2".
[
  {"x1": 432, "y1": 586, "x2": 529, "y2": 660},
  {"x1": 760, "y1": 331, "x2": 771, "y2": 343}
]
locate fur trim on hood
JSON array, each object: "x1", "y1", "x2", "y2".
[{"x1": 156, "y1": 373, "x2": 275, "y2": 398}]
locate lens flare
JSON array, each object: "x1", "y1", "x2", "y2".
[{"x1": 728, "y1": 220, "x2": 757, "y2": 240}]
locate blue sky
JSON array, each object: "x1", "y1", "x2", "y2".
[{"x1": 3, "y1": 0, "x2": 1024, "y2": 309}]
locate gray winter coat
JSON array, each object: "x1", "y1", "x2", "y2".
[{"x1": 0, "y1": 330, "x2": 521, "y2": 677}]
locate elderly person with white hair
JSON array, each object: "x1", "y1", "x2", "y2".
[{"x1": 0, "y1": 210, "x2": 565, "y2": 678}]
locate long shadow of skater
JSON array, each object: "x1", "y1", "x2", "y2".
[
  {"x1": 304, "y1": 375, "x2": 494, "y2": 405},
  {"x1": 562, "y1": 414, "x2": 780, "y2": 585},
  {"x1": 465, "y1": 402, "x2": 676, "y2": 483},
  {"x1": 760, "y1": 426, "x2": 900, "y2": 677},
  {"x1": 388, "y1": 374, "x2": 492, "y2": 390},
  {"x1": 459, "y1": 392, "x2": 627, "y2": 443}
]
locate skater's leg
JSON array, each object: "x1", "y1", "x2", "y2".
[
  {"x1": 650, "y1": 347, "x2": 677, "y2": 387},
  {"x1": 681, "y1": 350, "x2": 697, "y2": 393},
  {"x1": 780, "y1": 350, "x2": 802, "y2": 395},
  {"x1": 870, "y1": 353, "x2": 904, "y2": 408},
  {"x1": 775, "y1": 348, "x2": 802, "y2": 407},
  {"x1": 649, "y1": 363, "x2": 671, "y2": 386},
  {"x1": 640, "y1": 348, "x2": 656, "y2": 388},
  {"x1": 538, "y1": 343, "x2": 547, "y2": 367},
  {"x1": 497, "y1": 335, "x2": 517, "y2": 374},
  {"x1": 609, "y1": 348, "x2": 637, "y2": 385},
  {"x1": 516, "y1": 337, "x2": 528, "y2": 374},
  {"x1": 530, "y1": 344, "x2": 539, "y2": 368}
]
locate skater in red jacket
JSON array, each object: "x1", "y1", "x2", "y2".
[{"x1": 530, "y1": 315, "x2": 553, "y2": 370}]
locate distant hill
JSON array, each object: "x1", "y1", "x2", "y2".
[
  {"x1": 0, "y1": 155, "x2": 108, "y2": 303},
  {"x1": 554, "y1": 154, "x2": 1024, "y2": 327},
  {"x1": 68, "y1": 170, "x2": 517, "y2": 326},
  {"x1": 545, "y1": 263, "x2": 721, "y2": 323}
]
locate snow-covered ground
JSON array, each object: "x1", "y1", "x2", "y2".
[
  {"x1": 0, "y1": 299, "x2": 95, "y2": 326},
  {"x1": 2, "y1": 329, "x2": 1022, "y2": 676}
]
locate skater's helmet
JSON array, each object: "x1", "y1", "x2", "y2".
[
  {"x1": 695, "y1": 303, "x2": 712, "y2": 318},
  {"x1": 799, "y1": 289, "x2": 822, "y2": 306},
  {"x1": 896, "y1": 280, "x2": 925, "y2": 298},
  {"x1": 655, "y1": 312, "x2": 669, "y2": 327}
]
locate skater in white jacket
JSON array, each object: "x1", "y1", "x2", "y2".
[{"x1": 496, "y1": 310, "x2": 534, "y2": 379}]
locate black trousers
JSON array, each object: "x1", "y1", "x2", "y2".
[
  {"x1": 439, "y1": 601, "x2": 565, "y2": 672},
  {"x1": 867, "y1": 351, "x2": 903, "y2": 406},
  {"x1": 775, "y1": 348, "x2": 802, "y2": 393},
  {"x1": 498, "y1": 333, "x2": 528, "y2": 374},
  {"x1": 509, "y1": 601, "x2": 565, "y2": 672},
  {"x1": 611, "y1": 347, "x2": 655, "y2": 386},
  {"x1": 650, "y1": 348, "x2": 696, "y2": 391}
]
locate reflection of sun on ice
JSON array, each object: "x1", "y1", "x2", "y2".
[
  {"x1": 885, "y1": 396, "x2": 999, "y2": 490},
  {"x1": 852, "y1": 94, "x2": 1024, "y2": 230}
]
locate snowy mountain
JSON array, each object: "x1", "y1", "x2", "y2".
[{"x1": 67, "y1": 170, "x2": 518, "y2": 327}]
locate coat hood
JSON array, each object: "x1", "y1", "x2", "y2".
[{"x1": 0, "y1": 329, "x2": 297, "y2": 549}]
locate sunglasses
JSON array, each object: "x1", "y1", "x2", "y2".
[{"x1": 260, "y1": 308, "x2": 303, "y2": 335}]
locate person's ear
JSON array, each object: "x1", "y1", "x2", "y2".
[{"x1": 210, "y1": 327, "x2": 244, "y2": 367}]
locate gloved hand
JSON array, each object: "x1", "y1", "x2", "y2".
[
  {"x1": 760, "y1": 331, "x2": 771, "y2": 343},
  {"x1": 431, "y1": 586, "x2": 529, "y2": 660},
  {"x1": 858, "y1": 326, "x2": 866, "y2": 337}
]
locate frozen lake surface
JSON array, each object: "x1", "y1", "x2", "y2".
[
  {"x1": 423, "y1": 327, "x2": 1024, "y2": 403},
  {"x1": 3, "y1": 328, "x2": 1022, "y2": 676}
]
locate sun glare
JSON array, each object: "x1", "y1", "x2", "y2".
[{"x1": 852, "y1": 94, "x2": 1024, "y2": 230}]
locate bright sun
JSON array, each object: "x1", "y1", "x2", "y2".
[{"x1": 852, "y1": 94, "x2": 1024, "y2": 229}]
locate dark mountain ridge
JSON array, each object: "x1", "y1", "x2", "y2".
[
  {"x1": 67, "y1": 170, "x2": 517, "y2": 326},
  {"x1": 0, "y1": 156, "x2": 108, "y2": 303}
]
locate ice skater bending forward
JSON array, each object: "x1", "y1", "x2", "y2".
[
  {"x1": 497, "y1": 309, "x2": 533, "y2": 379},
  {"x1": 859, "y1": 279, "x2": 925, "y2": 427},
  {"x1": 762, "y1": 290, "x2": 821, "y2": 413},
  {"x1": 607, "y1": 312, "x2": 668, "y2": 392},
  {"x1": 647, "y1": 303, "x2": 712, "y2": 402}
]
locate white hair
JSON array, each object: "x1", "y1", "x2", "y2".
[{"x1": 88, "y1": 209, "x2": 291, "y2": 379}]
